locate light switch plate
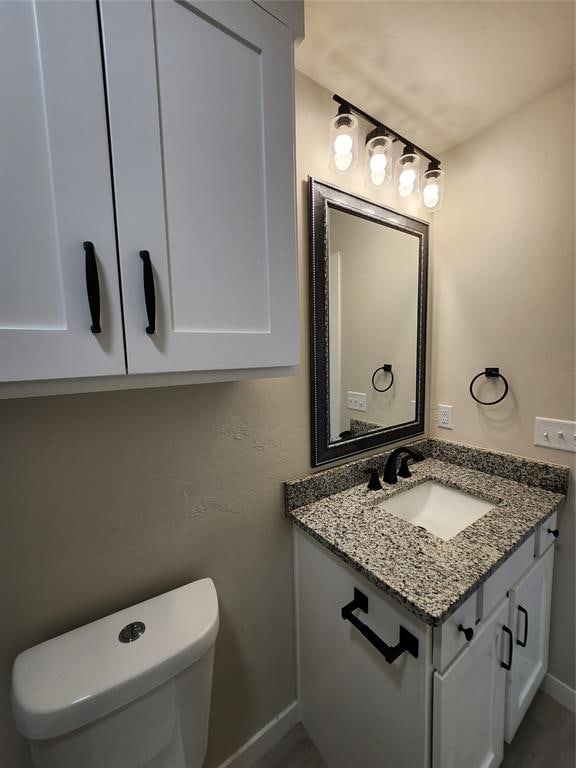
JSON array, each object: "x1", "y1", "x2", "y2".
[
  {"x1": 438, "y1": 404, "x2": 453, "y2": 429},
  {"x1": 347, "y1": 391, "x2": 367, "y2": 412},
  {"x1": 534, "y1": 417, "x2": 576, "y2": 453}
]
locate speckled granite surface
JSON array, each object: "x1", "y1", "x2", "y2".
[
  {"x1": 349, "y1": 417, "x2": 384, "y2": 437},
  {"x1": 285, "y1": 438, "x2": 569, "y2": 512},
  {"x1": 287, "y1": 458, "x2": 565, "y2": 625},
  {"x1": 285, "y1": 439, "x2": 431, "y2": 512}
]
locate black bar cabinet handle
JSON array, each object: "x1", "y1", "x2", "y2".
[
  {"x1": 548, "y1": 528, "x2": 559, "y2": 538},
  {"x1": 83, "y1": 241, "x2": 101, "y2": 333},
  {"x1": 517, "y1": 606, "x2": 528, "y2": 648},
  {"x1": 501, "y1": 625, "x2": 513, "y2": 670},
  {"x1": 458, "y1": 624, "x2": 474, "y2": 642},
  {"x1": 139, "y1": 250, "x2": 156, "y2": 334},
  {"x1": 341, "y1": 588, "x2": 419, "y2": 664}
]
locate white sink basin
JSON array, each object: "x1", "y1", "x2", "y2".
[{"x1": 379, "y1": 481, "x2": 495, "y2": 540}]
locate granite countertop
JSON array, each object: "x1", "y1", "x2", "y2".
[{"x1": 287, "y1": 458, "x2": 565, "y2": 625}]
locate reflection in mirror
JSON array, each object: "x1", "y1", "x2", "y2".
[
  {"x1": 328, "y1": 208, "x2": 419, "y2": 442},
  {"x1": 310, "y1": 178, "x2": 428, "y2": 466}
]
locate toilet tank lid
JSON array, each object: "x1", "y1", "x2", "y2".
[{"x1": 11, "y1": 578, "x2": 219, "y2": 741}]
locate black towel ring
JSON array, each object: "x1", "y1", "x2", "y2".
[
  {"x1": 469, "y1": 367, "x2": 509, "y2": 405},
  {"x1": 372, "y1": 363, "x2": 394, "y2": 393}
]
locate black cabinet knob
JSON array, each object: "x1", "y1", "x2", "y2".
[
  {"x1": 458, "y1": 624, "x2": 474, "y2": 642},
  {"x1": 547, "y1": 528, "x2": 559, "y2": 538}
]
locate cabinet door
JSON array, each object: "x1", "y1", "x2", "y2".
[
  {"x1": 0, "y1": 0, "x2": 125, "y2": 382},
  {"x1": 100, "y1": 0, "x2": 299, "y2": 375},
  {"x1": 505, "y1": 546, "x2": 554, "y2": 743},
  {"x1": 433, "y1": 599, "x2": 509, "y2": 768},
  {"x1": 296, "y1": 531, "x2": 430, "y2": 768}
]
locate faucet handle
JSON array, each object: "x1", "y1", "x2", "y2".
[{"x1": 363, "y1": 468, "x2": 383, "y2": 491}]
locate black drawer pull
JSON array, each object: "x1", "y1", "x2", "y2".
[
  {"x1": 458, "y1": 624, "x2": 474, "y2": 642},
  {"x1": 501, "y1": 625, "x2": 513, "y2": 670},
  {"x1": 83, "y1": 241, "x2": 101, "y2": 333},
  {"x1": 341, "y1": 588, "x2": 419, "y2": 664},
  {"x1": 139, "y1": 250, "x2": 156, "y2": 334},
  {"x1": 547, "y1": 528, "x2": 559, "y2": 538},
  {"x1": 517, "y1": 606, "x2": 528, "y2": 648}
]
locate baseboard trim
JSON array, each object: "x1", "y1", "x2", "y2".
[
  {"x1": 541, "y1": 672, "x2": 576, "y2": 714},
  {"x1": 217, "y1": 701, "x2": 300, "y2": 768}
]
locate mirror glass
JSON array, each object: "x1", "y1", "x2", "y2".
[
  {"x1": 310, "y1": 179, "x2": 428, "y2": 466},
  {"x1": 328, "y1": 207, "x2": 420, "y2": 442}
]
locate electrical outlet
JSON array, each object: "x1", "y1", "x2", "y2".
[
  {"x1": 347, "y1": 391, "x2": 367, "y2": 412},
  {"x1": 438, "y1": 404, "x2": 453, "y2": 429},
  {"x1": 534, "y1": 417, "x2": 576, "y2": 453}
]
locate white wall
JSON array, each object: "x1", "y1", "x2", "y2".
[{"x1": 431, "y1": 80, "x2": 575, "y2": 688}]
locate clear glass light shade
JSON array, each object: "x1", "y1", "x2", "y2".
[
  {"x1": 395, "y1": 150, "x2": 421, "y2": 202},
  {"x1": 365, "y1": 133, "x2": 393, "y2": 189},
  {"x1": 421, "y1": 167, "x2": 445, "y2": 211},
  {"x1": 329, "y1": 112, "x2": 359, "y2": 174}
]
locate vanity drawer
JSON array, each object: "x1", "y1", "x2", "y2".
[
  {"x1": 479, "y1": 534, "x2": 535, "y2": 620},
  {"x1": 433, "y1": 590, "x2": 479, "y2": 674},
  {"x1": 535, "y1": 512, "x2": 558, "y2": 557}
]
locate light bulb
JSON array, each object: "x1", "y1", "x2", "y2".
[
  {"x1": 329, "y1": 107, "x2": 359, "y2": 174},
  {"x1": 420, "y1": 164, "x2": 444, "y2": 210},
  {"x1": 334, "y1": 154, "x2": 352, "y2": 172},
  {"x1": 369, "y1": 153, "x2": 387, "y2": 174},
  {"x1": 422, "y1": 182, "x2": 440, "y2": 209},
  {"x1": 334, "y1": 133, "x2": 353, "y2": 157},
  {"x1": 399, "y1": 167, "x2": 416, "y2": 187},
  {"x1": 365, "y1": 128, "x2": 392, "y2": 189},
  {"x1": 395, "y1": 146, "x2": 421, "y2": 201}
]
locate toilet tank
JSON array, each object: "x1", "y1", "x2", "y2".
[{"x1": 12, "y1": 578, "x2": 219, "y2": 768}]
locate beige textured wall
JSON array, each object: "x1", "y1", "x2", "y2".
[
  {"x1": 430, "y1": 80, "x2": 575, "y2": 687},
  {"x1": 0, "y1": 71, "x2": 425, "y2": 768}
]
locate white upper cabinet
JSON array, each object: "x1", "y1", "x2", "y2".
[
  {"x1": 1, "y1": 0, "x2": 299, "y2": 390},
  {"x1": 0, "y1": 0, "x2": 125, "y2": 382},
  {"x1": 100, "y1": 0, "x2": 299, "y2": 375}
]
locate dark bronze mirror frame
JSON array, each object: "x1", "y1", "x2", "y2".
[{"x1": 309, "y1": 177, "x2": 429, "y2": 466}]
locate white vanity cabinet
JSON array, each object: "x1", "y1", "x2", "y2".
[
  {"x1": 294, "y1": 523, "x2": 556, "y2": 768},
  {"x1": 1, "y1": 0, "x2": 299, "y2": 388}
]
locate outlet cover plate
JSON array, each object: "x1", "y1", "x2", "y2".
[
  {"x1": 534, "y1": 417, "x2": 576, "y2": 453},
  {"x1": 438, "y1": 404, "x2": 453, "y2": 429},
  {"x1": 347, "y1": 391, "x2": 367, "y2": 412}
]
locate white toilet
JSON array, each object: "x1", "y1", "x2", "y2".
[{"x1": 12, "y1": 578, "x2": 219, "y2": 768}]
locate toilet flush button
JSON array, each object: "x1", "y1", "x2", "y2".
[{"x1": 119, "y1": 621, "x2": 146, "y2": 643}]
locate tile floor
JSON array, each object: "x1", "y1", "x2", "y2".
[{"x1": 253, "y1": 692, "x2": 575, "y2": 768}]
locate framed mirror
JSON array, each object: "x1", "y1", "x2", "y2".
[{"x1": 309, "y1": 178, "x2": 428, "y2": 466}]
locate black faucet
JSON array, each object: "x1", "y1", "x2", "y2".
[{"x1": 383, "y1": 446, "x2": 424, "y2": 485}]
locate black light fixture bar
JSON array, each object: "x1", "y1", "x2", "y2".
[{"x1": 333, "y1": 93, "x2": 440, "y2": 166}]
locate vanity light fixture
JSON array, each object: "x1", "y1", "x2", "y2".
[
  {"x1": 329, "y1": 103, "x2": 359, "y2": 173},
  {"x1": 329, "y1": 94, "x2": 444, "y2": 212}
]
